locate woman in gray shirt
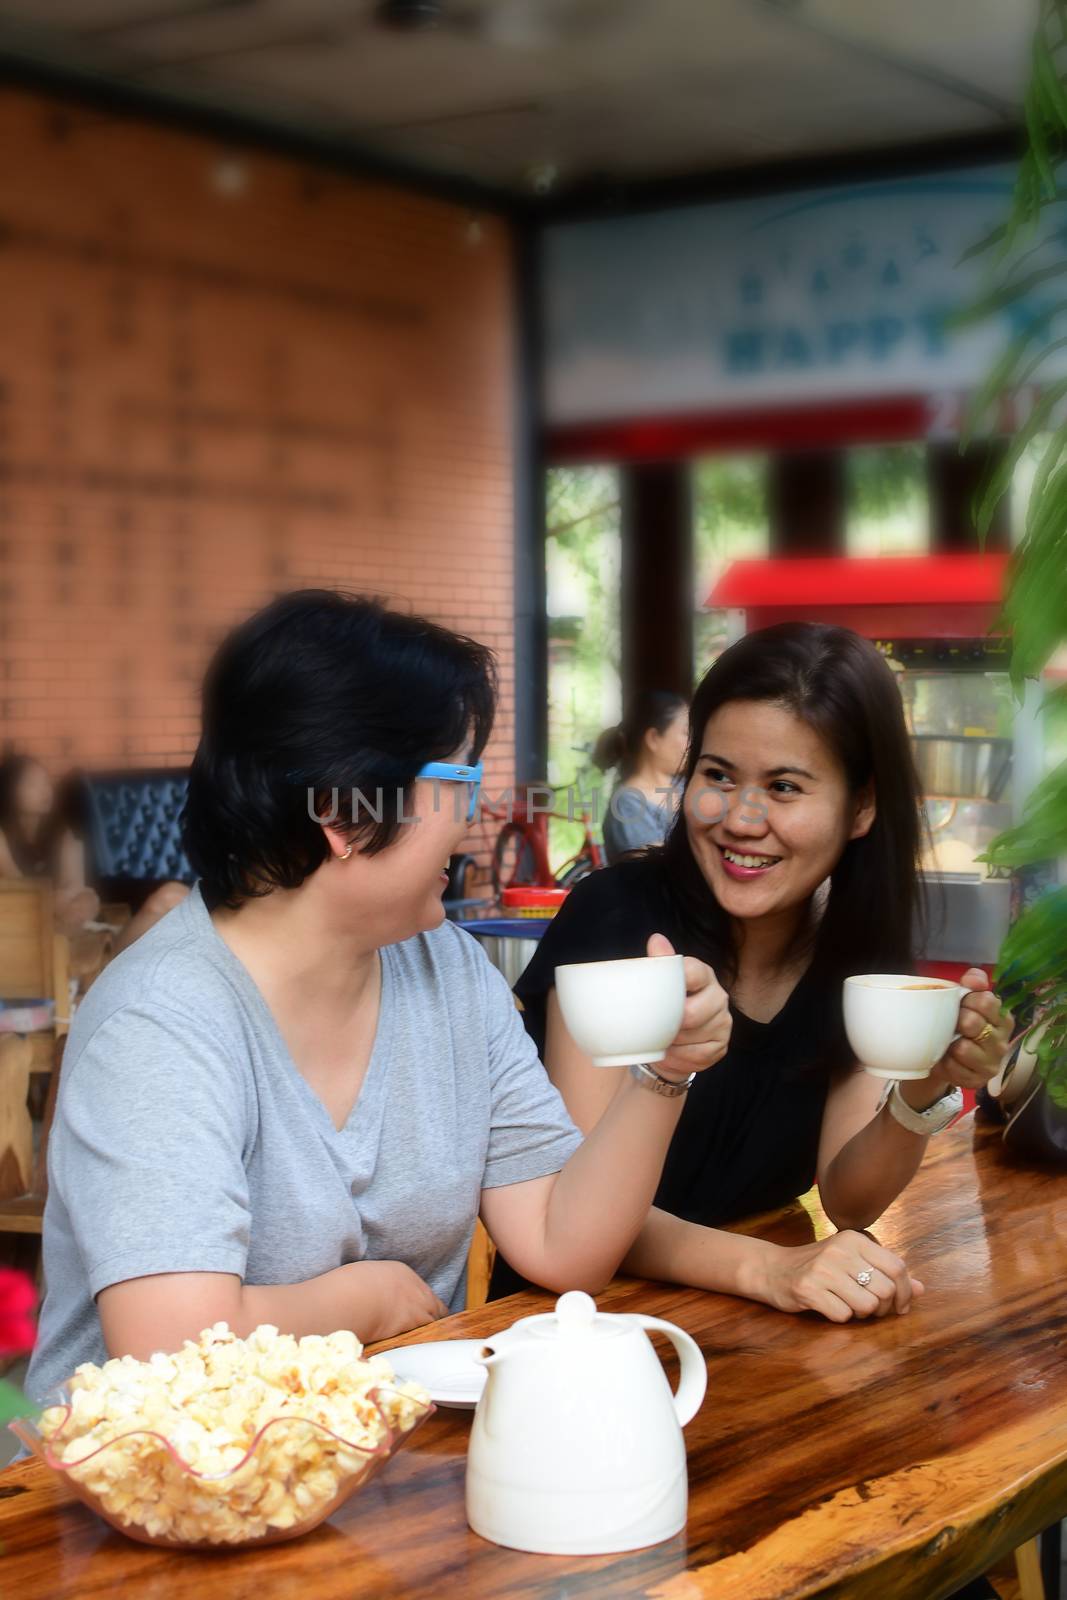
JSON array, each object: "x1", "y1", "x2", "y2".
[
  {"x1": 29, "y1": 592, "x2": 730, "y2": 1398},
  {"x1": 596, "y1": 690, "x2": 689, "y2": 863}
]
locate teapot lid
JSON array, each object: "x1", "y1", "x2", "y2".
[{"x1": 518, "y1": 1290, "x2": 625, "y2": 1342}]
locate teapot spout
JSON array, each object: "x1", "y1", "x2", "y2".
[
  {"x1": 476, "y1": 1318, "x2": 531, "y2": 1364},
  {"x1": 472, "y1": 1336, "x2": 520, "y2": 1436},
  {"x1": 476, "y1": 1333, "x2": 517, "y2": 1369}
]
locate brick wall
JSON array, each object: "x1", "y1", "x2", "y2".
[{"x1": 0, "y1": 89, "x2": 517, "y2": 844}]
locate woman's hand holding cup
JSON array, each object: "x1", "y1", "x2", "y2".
[
  {"x1": 554, "y1": 936, "x2": 730, "y2": 1078},
  {"x1": 646, "y1": 933, "x2": 732, "y2": 1081},
  {"x1": 924, "y1": 966, "x2": 1013, "y2": 1095},
  {"x1": 843, "y1": 968, "x2": 1012, "y2": 1107}
]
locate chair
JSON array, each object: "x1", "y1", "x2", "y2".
[
  {"x1": 0, "y1": 880, "x2": 70, "y2": 1071},
  {"x1": 466, "y1": 1219, "x2": 496, "y2": 1311},
  {"x1": 1012, "y1": 1538, "x2": 1046, "y2": 1600},
  {"x1": 74, "y1": 769, "x2": 194, "y2": 909},
  {"x1": 0, "y1": 881, "x2": 70, "y2": 1276},
  {"x1": 986, "y1": 1535, "x2": 1057, "y2": 1600},
  {"x1": 0, "y1": 1033, "x2": 64, "y2": 1249}
]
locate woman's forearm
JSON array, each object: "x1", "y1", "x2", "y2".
[
  {"x1": 99, "y1": 1261, "x2": 444, "y2": 1361},
  {"x1": 240, "y1": 1267, "x2": 374, "y2": 1339},
  {"x1": 622, "y1": 1206, "x2": 922, "y2": 1323},
  {"x1": 101, "y1": 1269, "x2": 363, "y2": 1360},
  {"x1": 818, "y1": 1102, "x2": 931, "y2": 1230},
  {"x1": 536, "y1": 1074, "x2": 688, "y2": 1290},
  {"x1": 623, "y1": 1206, "x2": 781, "y2": 1302},
  {"x1": 242, "y1": 1261, "x2": 447, "y2": 1344}
]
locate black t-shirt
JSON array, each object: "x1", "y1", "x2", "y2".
[{"x1": 515, "y1": 855, "x2": 834, "y2": 1229}]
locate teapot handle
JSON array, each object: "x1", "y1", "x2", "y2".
[{"x1": 629, "y1": 1315, "x2": 707, "y2": 1428}]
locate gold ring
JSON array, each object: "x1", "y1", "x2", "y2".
[{"x1": 974, "y1": 1022, "x2": 996, "y2": 1046}]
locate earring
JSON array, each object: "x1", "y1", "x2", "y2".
[{"x1": 340, "y1": 846, "x2": 353, "y2": 861}]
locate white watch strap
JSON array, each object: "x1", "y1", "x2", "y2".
[{"x1": 887, "y1": 1081, "x2": 964, "y2": 1135}]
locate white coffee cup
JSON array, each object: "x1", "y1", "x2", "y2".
[
  {"x1": 555, "y1": 955, "x2": 687, "y2": 1067},
  {"x1": 844, "y1": 974, "x2": 967, "y2": 1080}
]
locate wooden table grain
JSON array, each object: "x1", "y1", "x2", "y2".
[{"x1": 2, "y1": 1117, "x2": 1066, "y2": 1600}]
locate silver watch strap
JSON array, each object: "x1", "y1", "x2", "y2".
[
  {"x1": 628, "y1": 1061, "x2": 696, "y2": 1098},
  {"x1": 887, "y1": 1081, "x2": 964, "y2": 1135}
]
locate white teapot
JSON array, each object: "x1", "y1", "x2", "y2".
[{"x1": 465, "y1": 1290, "x2": 707, "y2": 1555}]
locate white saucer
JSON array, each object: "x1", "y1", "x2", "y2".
[{"x1": 377, "y1": 1338, "x2": 487, "y2": 1409}]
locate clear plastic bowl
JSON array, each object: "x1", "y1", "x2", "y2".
[{"x1": 10, "y1": 1383, "x2": 434, "y2": 1549}]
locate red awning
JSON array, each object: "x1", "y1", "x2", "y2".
[{"x1": 707, "y1": 554, "x2": 1010, "y2": 610}]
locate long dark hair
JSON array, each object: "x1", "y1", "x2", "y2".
[
  {"x1": 184, "y1": 590, "x2": 497, "y2": 909},
  {"x1": 593, "y1": 690, "x2": 687, "y2": 781},
  {"x1": 662, "y1": 623, "x2": 926, "y2": 1073}
]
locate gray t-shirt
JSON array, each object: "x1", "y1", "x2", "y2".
[{"x1": 27, "y1": 887, "x2": 581, "y2": 1405}]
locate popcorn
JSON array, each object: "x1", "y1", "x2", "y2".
[{"x1": 38, "y1": 1323, "x2": 430, "y2": 1546}]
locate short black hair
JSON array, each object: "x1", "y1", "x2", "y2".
[{"x1": 183, "y1": 590, "x2": 496, "y2": 908}]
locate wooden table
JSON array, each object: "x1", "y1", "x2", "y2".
[{"x1": 3, "y1": 1117, "x2": 1066, "y2": 1600}]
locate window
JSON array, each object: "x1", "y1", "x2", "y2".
[
  {"x1": 692, "y1": 455, "x2": 770, "y2": 682},
  {"x1": 545, "y1": 465, "x2": 621, "y2": 867},
  {"x1": 845, "y1": 444, "x2": 928, "y2": 556}
]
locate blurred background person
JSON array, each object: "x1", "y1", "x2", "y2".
[
  {"x1": 0, "y1": 753, "x2": 99, "y2": 937},
  {"x1": 593, "y1": 690, "x2": 688, "y2": 863},
  {"x1": 0, "y1": 752, "x2": 187, "y2": 952}
]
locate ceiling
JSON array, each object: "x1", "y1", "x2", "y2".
[{"x1": 0, "y1": 0, "x2": 1035, "y2": 203}]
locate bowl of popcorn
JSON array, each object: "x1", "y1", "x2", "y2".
[{"x1": 9, "y1": 1322, "x2": 433, "y2": 1549}]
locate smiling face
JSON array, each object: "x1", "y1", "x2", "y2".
[
  {"x1": 322, "y1": 758, "x2": 477, "y2": 945},
  {"x1": 684, "y1": 699, "x2": 875, "y2": 927},
  {"x1": 384, "y1": 770, "x2": 477, "y2": 935}
]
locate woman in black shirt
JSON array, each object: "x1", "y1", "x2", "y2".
[{"x1": 496, "y1": 623, "x2": 1012, "y2": 1322}]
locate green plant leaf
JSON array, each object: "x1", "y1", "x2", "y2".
[
  {"x1": 980, "y1": 760, "x2": 1067, "y2": 866},
  {"x1": 941, "y1": 0, "x2": 1067, "y2": 1122},
  {"x1": 962, "y1": 320, "x2": 1067, "y2": 446},
  {"x1": 974, "y1": 377, "x2": 1067, "y2": 538},
  {"x1": 1020, "y1": 455, "x2": 1067, "y2": 548},
  {"x1": 1026, "y1": 81, "x2": 1059, "y2": 197},
  {"x1": 961, "y1": 226, "x2": 1066, "y2": 299},
  {"x1": 0, "y1": 1378, "x2": 36, "y2": 1426},
  {"x1": 994, "y1": 895, "x2": 1067, "y2": 1029},
  {"x1": 1036, "y1": 30, "x2": 1067, "y2": 131},
  {"x1": 957, "y1": 219, "x2": 1011, "y2": 266},
  {"x1": 1020, "y1": 329, "x2": 1067, "y2": 391},
  {"x1": 958, "y1": 258, "x2": 1067, "y2": 327},
  {"x1": 1032, "y1": 1031, "x2": 1067, "y2": 1107},
  {"x1": 997, "y1": 887, "x2": 1066, "y2": 962},
  {"x1": 1003, "y1": 474, "x2": 1067, "y2": 684}
]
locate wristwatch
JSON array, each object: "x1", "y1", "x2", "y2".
[
  {"x1": 887, "y1": 1081, "x2": 964, "y2": 1135},
  {"x1": 629, "y1": 1061, "x2": 696, "y2": 1098}
]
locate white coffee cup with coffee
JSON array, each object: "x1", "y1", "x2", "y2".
[
  {"x1": 844, "y1": 974, "x2": 967, "y2": 1080},
  {"x1": 555, "y1": 955, "x2": 686, "y2": 1067}
]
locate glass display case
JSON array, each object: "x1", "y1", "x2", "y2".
[
  {"x1": 880, "y1": 639, "x2": 1014, "y2": 965},
  {"x1": 885, "y1": 640, "x2": 1014, "y2": 882}
]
